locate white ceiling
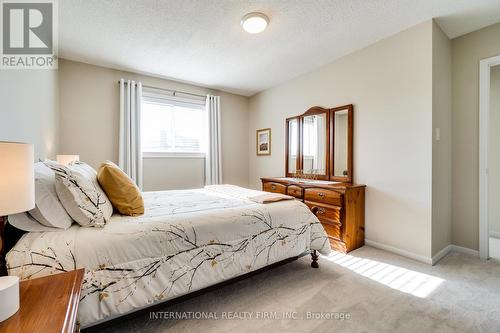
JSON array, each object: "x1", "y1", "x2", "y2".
[{"x1": 59, "y1": 0, "x2": 500, "y2": 96}]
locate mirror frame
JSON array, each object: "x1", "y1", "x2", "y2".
[
  {"x1": 300, "y1": 107, "x2": 330, "y2": 180},
  {"x1": 285, "y1": 104, "x2": 354, "y2": 183},
  {"x1": 329, "y1": 104, "x2": 353, "y2": 183},
  {"x1": 285, "y1": 116, "x2": 300, "y2": 177}
]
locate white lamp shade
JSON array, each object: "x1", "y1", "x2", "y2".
[
  {"x1": 0, "y1": 142, "x2": 35, "y2": 216},
  {"x1": 56, "y1": 155, "x2": 79, "y2": 166}
]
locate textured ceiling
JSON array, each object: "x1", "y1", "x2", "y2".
[{"x1": 59, "y1": 0, "x2": 500, "y2": 96}]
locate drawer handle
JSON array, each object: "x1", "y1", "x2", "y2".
[
  {"x1": 318, "y1": 192, "x2": 325, "y2": 197},
  {"x1": 317, "y1": 208, "x2": 325, "y2": 214},
  {"x1": 271, "y1": 185, "x2": 276, "y2": 190}
]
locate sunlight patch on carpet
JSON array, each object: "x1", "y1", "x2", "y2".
[{"x1": 325, "y1": 252, "x2": 444, "y2": 298}]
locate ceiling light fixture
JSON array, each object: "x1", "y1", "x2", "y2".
[{"x1": 241, "y1": 12, "x2": 269, "y2": 34}]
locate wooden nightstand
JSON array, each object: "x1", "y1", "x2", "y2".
[{"x1": 0, "y1": 268, "x2": 85, "y2": 333}]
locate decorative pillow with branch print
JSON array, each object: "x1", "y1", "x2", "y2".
[{"x1": 44, "y1": 160, "x2": 113, "y2": 227}]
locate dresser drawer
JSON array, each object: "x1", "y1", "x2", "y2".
[
  {"x1": 304, "y1": 188, "x2": 342, "y2": 206},
  {"x1": 304, "y1": 201, "x2": 342, "y2": 223},
  {"x1": 263, "y1": 182, "x2": 287, "y2": 194},
  {"x1": 321, "y1": 222, "x2": 341, "y2": 241},
  {"x1": 287, "y1": 185, "x2": 303, "y2": 198},
  {"x1": 329, "y1": 239, "x2": 347, "y2": 253}
]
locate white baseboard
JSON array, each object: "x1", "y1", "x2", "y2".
[
  {"x1": 365, "y1": 240, "x2": 479, "y2": 266},
  {"x1": 431, "y1": 245, "x2": 452, "y2": 265},
  {"x1": 450, "y1": 244, "x2": 479, "y2": 257},
  {"x1": 365, "y1": 239, "x2": 432, "y2": 264},
  {"x1": 490, "y1": 231, "x2": 500, "y2": 239}
]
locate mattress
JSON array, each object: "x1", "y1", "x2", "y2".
[{"x1": 6, "y1": 185, "x2": 331, "y2": 327}]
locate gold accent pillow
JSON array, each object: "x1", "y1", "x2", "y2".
[{"x1": 97, "y1": 161, "x2": 144, "y2": 216}]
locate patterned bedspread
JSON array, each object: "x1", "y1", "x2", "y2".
[{"x1": 6, "y1": 185, "x2": 331, "y2": 327}]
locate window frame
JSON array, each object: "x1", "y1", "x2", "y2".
[
  {"x1": 141, "y1": 89, "x2": 207, "y2": 158},
  {"x1": 142, "y1": 151, "x2": 206, "y2": 159}
]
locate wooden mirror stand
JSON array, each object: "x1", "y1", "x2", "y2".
[
  {"x1": 286, "y1": 104, "x2": 353, "y2": 183},
  {"x1": 268, "y1": 104, "x2": 363, "y2": 254}
]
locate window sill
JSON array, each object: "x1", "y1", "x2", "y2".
[{"x1": 142, "y1": 152, "x2": 206, "y2": 159}]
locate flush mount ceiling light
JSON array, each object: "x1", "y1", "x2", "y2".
[{"x1": 241, "y1": 12, "x2": 269, "y2": 34}]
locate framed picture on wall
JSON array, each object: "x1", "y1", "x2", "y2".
[{"x1": 256, "y1": 128, "x2": 271, "y2": 156}]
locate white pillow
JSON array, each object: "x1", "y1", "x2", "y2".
[
  {"x1": 44, "y1": 160, "x2": 113, "y2": 228},
  {"x1": 27, "y1": 163, "x2": 73, "y2": 229},
  {"x1": 9, "y1": 213, "x2": 62, "y2": 232}
]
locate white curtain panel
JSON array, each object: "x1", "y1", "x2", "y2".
[
  {"x1": 205, "y1": 95, "x2": 222, "y2": 185},
  {"x1": 119, "y1": 79, "x2": 143, "y2": 189}
]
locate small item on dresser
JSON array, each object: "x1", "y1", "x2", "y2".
[
  {"x1": 97, "y1": 161, "x2": 144, "y2": 216},
  {"x1": 0, "y1": 276, "x2": 19, "y2": 322},
  {"x1": 249, "y1": 193, "x2": 294, "y2": 204}
]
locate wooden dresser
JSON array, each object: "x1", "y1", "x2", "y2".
[{"x1": 262, "y1": 177, "x2": 365, "y2": 253}]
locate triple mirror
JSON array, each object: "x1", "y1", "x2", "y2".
[{"x1": 286, "y1": 104, "x2": 353, "y2": 182}]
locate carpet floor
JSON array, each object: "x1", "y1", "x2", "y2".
[{"x1": 89, "y1": 246, "x2": 500, "y2": 333}]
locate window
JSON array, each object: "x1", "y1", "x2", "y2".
[{"x1": 141, "y1": 91, "x2": 206, "y2": 157}]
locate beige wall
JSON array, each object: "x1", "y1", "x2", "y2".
[
  {"x1": 58, "y1": 59, "x2": 249, "y2": 191},
  {"x1": 431, "y1": 22, "x2": 452, "y2": 256},
  {"x1": 0, "y1": 70, "x2": 58, "y2": 160},
  {"x1": 218, "y1": 90, "x2": 250, "y2": 187},
  {"x1": 489, "y1": 66, "x2": 500, "y2": 236},
  {"x1": 451, "y1": 22, "x2": 500, "y2": 250},
  {"x1": 248, "y1": 21, "x2": 434, "y2": 259}
]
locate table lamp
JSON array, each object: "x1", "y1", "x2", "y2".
[
  {"x1": 56, "y1": 154, "x2": 79, "y2": 166},
  {"x1": 0, "y1": 142, "x2": 35, "y2": 322}
]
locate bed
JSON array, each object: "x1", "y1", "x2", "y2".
[{"x1": 6, "y1": 185, "x2": 331, "y2": 328}]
